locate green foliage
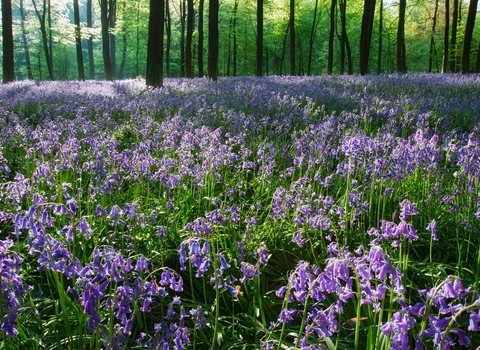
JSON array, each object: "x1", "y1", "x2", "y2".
[{"x1": 6, "y1": 0, "x2": 480, "y2": 81}]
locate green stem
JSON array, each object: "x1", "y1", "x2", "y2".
[
  {"x1": 275, "y1": 281, "x2": 293, "y2": 350},
  {"x1": 374, "y1": 285, "x2": 387, "y2": 350},
  {"x1": 52, "y1": 271, "x2": 73, "y2": 345},
  {"x1": 418, "y1": 278, "x2": 449, "y2": 337},
  {"x1": 211, "y1": 238, "x2": 219, "y2": 350},
  {"x1": 439, "y1": 303, "x2": 478, "y2": 350},
  {"x1": 353, "y1": 269, "x2": 362, "y2": 350}
]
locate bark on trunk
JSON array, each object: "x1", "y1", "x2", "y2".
[
  {"x1": 73, "y1": 0, "x2": 85, "y2": 80},
  {"x1": 2, "y1": 0, "x2": 15, "y2": 82},
  {"x1": 460, "y1": 0, "x2": 478, "y2": 73},
  {"x1": 146, "y1": 0, "x2": 165, "y2": 87}
]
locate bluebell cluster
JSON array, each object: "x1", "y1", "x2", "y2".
[{"x1": 0, "y1": 75, "x2": 479, "y2": 349}]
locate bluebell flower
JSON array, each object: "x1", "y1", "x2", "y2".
[
  {"x1": 292, "y1": 231, "x2": 306, "y2": 247},
  {"x1": 67, "y1": 198, "x2": 78, "y2": 216},
  {"x1": 77, "y1": 217, "x2": 93, "y2": 239},
  {"x1": 219, "y1": 255, "x2": 230, "y2": 270},
  {"x1": 426, "y1": 219, "x2": 438, "y2": 241},
  {"x1": 178, "y1": 243, "x2": 187, "y2": 271},
  {"x1": 135, "y1": 255, "x2": 149, "y2": 272},
  {"x1": 108, "y1": 205, "x2": 123, "y2": 226},
  {"x1": 157, "y1": 226, "x2": 167, "y2": 242},
  {"x1": 278, "y1": 308, "x2": 297, "y2": 323}
]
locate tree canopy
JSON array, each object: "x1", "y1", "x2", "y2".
[{"x1": 0, "y1": 0, "x2": 479, "y2": 82}]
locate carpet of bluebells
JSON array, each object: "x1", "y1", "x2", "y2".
[{"x1": 0, "y1": 74, "x2": 479, "y2": 350}]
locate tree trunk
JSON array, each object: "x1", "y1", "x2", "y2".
[
  {"x1": 119, "y1": 32, "x2": 127, "y2": 79},
  {"x1": 180, "y1": 0, "x2": 186, "y2": 77},
  {"x1": 428, "y1": 0, "x2": 439, "y2": 72},
  {"x1": 476, "y1": 38, "x2": 480, "y2": 72},
  {"x1": 289, "y1": 0, "x2": 295, "y2": 75},
  {"x1": 460, "y1": 0, "x2": 478, "y2": 73},
  {"x1": 346, "y1": 30, "x2": 353, "y2": 74},
  {"x1": 227, "y1": 11, "x2": 233, "y2": 76},
  {"x1": 359, "y1": 0, "x2": 376, "y2": 75},
  {"x1": 146, "y1": 0, "x2": 165, "y2": 87},
  {"x1": 198, "y1": 0, "x2": 204, "y2": 76},
  {"x1": 280, "y1": 24, "x2": 289, "y2": 75},
  {"x1": 265, "y1": 46, "x2": 269, "y2": 75},
  {"x1": 48, "y1": 0, "x2": 53, "y2": 75},
  {"x1": 186, "y1": 0, "x2": 194, "y2": 77},
  {"x1": 109, "y1": 0, "x2": 117, "y2": 79},
  {"x1": 256, "y1": 0, "x2": 263, "y2": 76},
  {"x1": 377, "y1": 0, "x2": 383, "y2": 73},
  {"x1": 73, "y1": 0, "x2": 85, "y2": 80},
  {"x1": 87, "y1": 0, "x2": 95, "y2": 79},
  {"x1": 119, "y1": 2, "x2": 128, "y2": 79},
  {"x1": 397, "y1": 0, "x2": 407, "y2": 72},
  {"x1": 327, "y1": 0, "x2": 336, "y2": 74},
  {"x1": 442, "y1": 0, "x2": 449, "y2": 73},
  {"x1": 208, "y1": 0, "x2": 219, "y2": 80},
  {"x1": 339, "y1": 0, "x2": 350, "y2": 74},
  {"x1": 101, "y1": 0, "x2": 114, "y2": 80},
  {"x1": 20, "y1": 0, "x2": 33, "y2": 80},
  {"x1": 450, "y1": 0, "x2": 459, "y2": 72},
  {"x1": 233, "y1": 0, "x2": 238, "y2": 76},
  {"x1": 2, "y1": 0, "x2": 15, "y2": 83},
  {"x1": 165, "y1": 0, "x2": 171, "y2": 77},
  {"x1": 32, "y1": 0, "x2": 55, "y2": 80},
  {"x1": 307, "y1": 0, "x2": 318, "y2": 76}
]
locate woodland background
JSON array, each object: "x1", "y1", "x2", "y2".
[{"x1": 0, "y1": 0, "x2": 479, "y2": 83}]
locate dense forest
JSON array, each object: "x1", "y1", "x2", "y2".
[{"x1": 1, "y1": 0, "x2": 479, "y2": 83}]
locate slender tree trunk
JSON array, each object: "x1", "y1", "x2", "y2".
[
  {"x1": 20, "y1": 0, "x2": 33, "y2": 80},
  {"x1": 289, "y1": 0, "x2": 295, "y2": 75},
  {"x1": 297, "y1": 36, "x2": 304, "y2": 75},
  {"x1": 359, "y1": 0, "x2": 376, "y2": 75},
  {"x1": 227, "y1": 12, "x2": 233, "y2": 76},
  {"x1": 165, "y1": 0, "x2": 172, "y2": 77},
  {"x1": 180, "y1": 0, "x2": 186, "y2": 77},
  {"x1": 48, "y1": 0, "x2": 53, "y2": 75},
  {"x1": 265, "y1": 46, "x2": 269, "y2": 75},
  {"x1": 280, "y1": 24, "x2": 289, "y2": 75},
  {"x1": 346, "y1": 31, "x2": 353, "y2": 74},
  {"x1": 87, "y1": 0, "x2": 95, "y2": 79},
  {"x1": 135, "y1": 0, "x2": 140, "y2": 76},
  {"x1": 63, "y1": 43, "x2": 68, "y2": 79},
  {"x1": 307, "y1": 0, "x2": 319, "y2": 76},
  {"x1": 208, "y1": 0, "x2": 219, "y2": 80},
  {"x1": 233, "y1": 0, "x2": 238, "y2": 76},
  {"x1": 461, "y1": 0, "x2": 478, "y2": 73},
  {"x1": 186, "y1": 0, "x2": 194, "y2": 77},
  {"x1": 73, "y1": 0, "x2": 85, "y2": 80},
  {"x1": 32, "y1": 0, "x2": 55, "y2": 80},
  {"x1": 377, "y1": 0, "x2": 383, "y2": 73},
  {"x1": 119, "y1": 2, "x2": 128, "y2": 79},
  {"x1": 339, "y1": 0, "x2": 349, "y2": 74},
  {"x1": 476, "y1": 38, "x2": 480, "y2": 72},
  {"x1": 429, "y1": 0, "x2": 439, "y2": 72},
  {"x1": 37, "y1": 42, "x2": 43, "y2": 79},
  {"x1": 256, "y1": 0, "x2": 263, "y2": 76},
  {"x1": 397, "y1": 0, "x2": 407, "y2": 72},
  {"x1": 328, "y1": 0, "x2": 336, "y2": 74},
  {"x1": 119, "y1": 33, "x2": 127, "y2": 79},
  {"x1": 450, "y1": 0, "x2": 459, "y2": 72},
  {"x1": 198, "y1": 0, "x2": 204, "y2": 76},
  {"x1": 101, "y1": 0, "x2": 114, "y2": 80},
  {"x1": 442, "y1": 0, "x2": 450, "y2": 72},
  {"x1": 146, "y1": 0, "x2": 165, "y2": 87},
  {"x1": 243, "y1": 22, "x2": 247, "y2": 75},
  {"x1": 2, "y1": 0, "x2": 15, "y2": 82},
  {"x1": 109, "y1": 0, "x2": 117, "y2": 79}
]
